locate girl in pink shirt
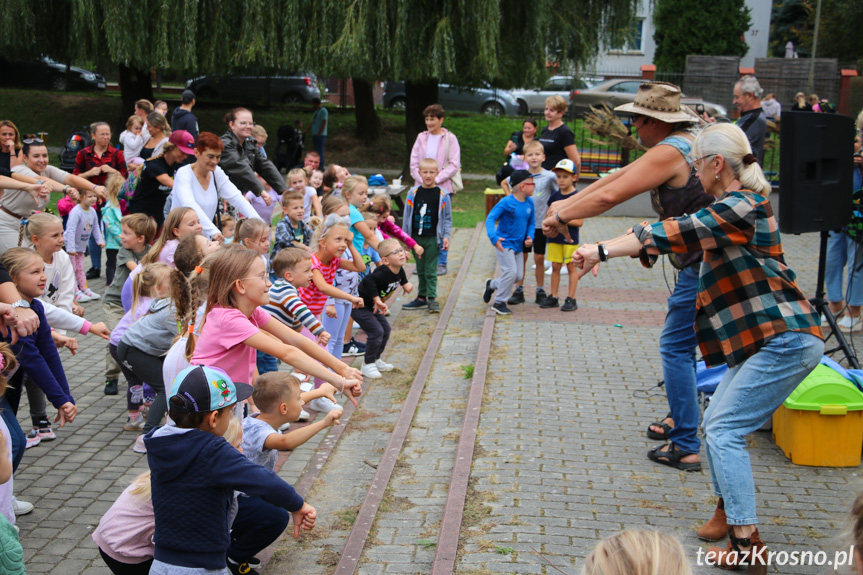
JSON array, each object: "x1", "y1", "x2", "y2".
[
  {"x1": 142, "y1": 207, "x2": 202, "y2": 269},
  {"x1": 190, "y1": 245, "x2": 363, "y2": 399}
]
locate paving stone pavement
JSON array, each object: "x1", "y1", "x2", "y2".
[{"x1": 8, "y1": 216, "x2": 863, "y2": 575}]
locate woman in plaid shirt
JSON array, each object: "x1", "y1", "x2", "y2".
[{"x1": 576, "y1": 124, "x2": 824, "y2": 571}]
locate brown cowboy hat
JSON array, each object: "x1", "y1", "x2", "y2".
[{"x1": 615, "y1": 81, "x2": 700, "y2": 123}]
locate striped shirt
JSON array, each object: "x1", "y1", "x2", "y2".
[
  {"x1": 263, "y1": 280, "x2": 324, "y2": 335},
  {"x1": 633, "y1": 189, "x2": 822, "y2": 368},
  {"x1": 297, "y1": 254, "x2": 340, "y2": 316}
]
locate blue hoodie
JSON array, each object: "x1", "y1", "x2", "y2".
[{"x1": 145, "y1": 425, "x2": 304, "y2": 570}]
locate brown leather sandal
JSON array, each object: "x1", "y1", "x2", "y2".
[{"x1": 706, "y1": 528, "x2": 767, "y2": 574}]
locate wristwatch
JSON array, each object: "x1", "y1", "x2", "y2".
[
  {"x1": 11, "y1": 299, "x2": 30, "y2": 309},
  {"x1": 597, "y1": 243, "x2": 609, "y2": 262}
]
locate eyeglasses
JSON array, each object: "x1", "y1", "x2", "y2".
[
  {"x1": 384, "y1": 248, "x2": 405, "y2": 257},
  {"x1": 691, "y1": 154, "x2": 716, "y2": 169},
  {"x1": 23, "y1": 138, "x2": 44, "y2": 145},
  {"x1": 239, "y1": 272, "x2": 270, "y2": 283}
]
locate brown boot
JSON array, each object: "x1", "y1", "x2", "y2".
[
  {"x1": 705, "y1": 528, "x2": 767, "y2": 574},
  {"x1": 698, "y1": 498, "x2": 729, "y2": 541}
]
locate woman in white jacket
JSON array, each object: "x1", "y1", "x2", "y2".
[{"x1": 170, "y1": 132, "x2": 261, "y2": 241}]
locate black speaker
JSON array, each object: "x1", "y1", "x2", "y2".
[{"x1": 779, "y1": 112, "x2": 854, "y2": 235}]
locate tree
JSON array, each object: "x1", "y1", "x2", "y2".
[
  {"x1": 653, "y1": 0, "x2": 751, "y2": 72},
  {"x1": 771, "y1": 0, "x2": 863, "y2": 67},
  {"x1": 769, "y1": 0, "x2": 814, "y2": 58}
]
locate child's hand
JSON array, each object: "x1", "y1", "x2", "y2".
[
  {"x1": 346, "y1": 381, "x2": 362, "y2": 399},
  {"x1": 98, "y1": 243, "x2": 105, "y2": 249},
  {"x1": 317, "y1": 383, "x2": 339, "y2": 404},
  {"x1": 387, "y1": 215, "x2": 396, "y2": 223},
  {"x1": 442, "y1": 237, "x2": 450, "y2": 250},
  {"x1": 402, "y1": 282, "x2": 414, "y2": 295},
  {"x1": 346, "y1": 230, "x2": 354, "y2": 243},
  {"x1": 325, "y1": 305, "x2": 337, "y2": 318},
  {"x1": 316, "y1": 330, "x2": 331, "y2": 346},
  {"x1": 494, "y1": 238, "x2": 505, "y2": 252},
  {"x1": 373, "y1": 300, "x2": 388, "y2": 315},
  {"x1": 89, "y1": 322, "x2": 111, "y2": 340},
  {"x1": 55, "y1": 402, "x2": 78, "y2": 427},
  {"x1": 261, "y1": 190, "x2": 272, "y2": 206},
  {"x1": 324, "y1": 408, "x2": 343, "y2": 427},
  {"x1": 351, "y1": 296, "x2": 364, "y2": 308},
  {"x1": 524, "y1": 237, "x2": 533, "y2": 248},
  {"x1": 413, "y1": 244, "x2": 424, "y2": 257},
  {"x1": 292, "y1": 503, "x2": 317, "y2": 538},
  {"x1": 72, "y1": 301, "x2": 85, "y2": 317},
  {"x1": 63, "y1": 336, "x2": 79, "y2": 355}
]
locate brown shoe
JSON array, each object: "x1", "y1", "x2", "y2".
[
  {"x1": 698, "y1": 498, "x2": 729, "y2": 541},
  {"x1": 705, "y1": 528, "x2": 767, "y2": 574}
]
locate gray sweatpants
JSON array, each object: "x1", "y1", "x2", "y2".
[{"x1": 491, "y1": 248, "x2": 524, "y2": 304}]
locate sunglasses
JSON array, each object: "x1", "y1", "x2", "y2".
[{"x1": 23, "y1": 138, "x2": 44, "y2": 145}]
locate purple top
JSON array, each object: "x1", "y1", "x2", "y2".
[
  {"x1": 110, "y1": 296, "x2": 152, "y2": 347},
  {"x1": 245, "y1": 189, "x2": 282, "y2": 223}
]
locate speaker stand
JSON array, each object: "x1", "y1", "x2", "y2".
[{"x1": 811, "y1": 230, "x2": 860, "y2": 369}]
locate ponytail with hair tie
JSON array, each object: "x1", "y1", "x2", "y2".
[{"x1": 742, "y1": 153, "x2": 757, "y2": 165}]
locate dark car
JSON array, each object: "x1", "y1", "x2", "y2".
[
  {"x1": 0, "y1": 56, "x2": 106, "y2": 92},
  {"x1": 382, "y1": 81, "x2": 520, "y2": 116},
  {"x1": 185, "y1": 73, "x2": 321, "y2": 105},
  {"x1": 569, "y1": 78, "x2": 728, "y2": 118}
]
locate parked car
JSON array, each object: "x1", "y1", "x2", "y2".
[
  {"x1": 185, "y1": 73, "x2": 321, "y2": 105},
  {"x1": 0, "y1": 56, "x2": 106, "y2": 92},
  {"x1": 510, "y1": 75, "x2": 599, "y2": 115},
  {"x1": 382, "y1": 82, "x2": 520, "y2": 116},
  {"x1": 569, "y1": 78, "x2": 728, "y2": 119}
]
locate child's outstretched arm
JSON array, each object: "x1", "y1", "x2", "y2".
[
  {"x1": 264, "y1": 408, "x2": 342, "y2": 451},
  {"x1": 311, "y1": 269, "x2": 363, "y2": 307},
  {"x1": 0, "y1": 429, "x2": 11, "y2": 484}
]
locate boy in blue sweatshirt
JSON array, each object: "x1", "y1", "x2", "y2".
[
  {"x1": 483, "y1": 170, "x2": 535, "y2": 315},
  {"x1": 145, "y1": 365, "x2": 316, "y2": 575}
]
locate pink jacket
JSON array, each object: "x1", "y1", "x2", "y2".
[
  {"x1": 410, "y1": 129, "x2": 461, "y2": 194},
  {"x1": 378, "y1": 217, "x2": 417, "y2": 249}
]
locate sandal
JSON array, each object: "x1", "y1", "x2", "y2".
[
  {"x1": 646, "y1": 413, "x2": 673, "y2": 440},
  {"x1": 647, "y1": 442, "x2": 702, "y2": 472}
]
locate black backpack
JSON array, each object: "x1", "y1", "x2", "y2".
[{"x1": 58, "y1": 126, "x2": 92, "y2": 171}]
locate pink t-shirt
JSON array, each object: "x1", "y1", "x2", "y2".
[
  {"x1": 158, "y1": 239, "x2": 179, "y2": 266},
  {"x1": 191, "y1": 306, "x2": 271, "y2": 385},
  {"x1": 298, "y1": 253, "x2": 341, "y2": 316}
]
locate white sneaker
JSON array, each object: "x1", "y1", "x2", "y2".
[
  {"x1": 544, "y1": 266, "x2": 568, "y2": 275},
  {"x1": 846, "y1": 315, "x2": 863, "y2": 333},
  {"x1": 297, "y1": 409, "x2": 311, "y2": 422},
  {"x1": 361, "y1": 363, "x2": 382, "y2": 379},
  {"x1": 375, "y1": 358, "x2": 394, "y2": 372},
  {"x1": 308, "y1": 397, "x2": 339, "y2": 413},
  {"x1": 133, "y1": 434, "x2": 147, "y2": 453},
  {"x1": 83, "y1": 288, "x2": 101, "y2": 300},
  {"x1": 299, "y1": 381, "x2": 313, "y2": 393},
  {"x1": 278, "y1": 421, "x2": 292, "y2": 431},
  {"x1": 12, "y1": 498, "x2": 33, "y2": 516},
  {"x1": 74, "y1": 290, "x2": 92, "y2": 303},
  {"x1": 124, "y1": 413, "x2": 145, "y2": 431}
]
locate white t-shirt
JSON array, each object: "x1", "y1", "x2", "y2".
[
  {"x1": 304, "y1": 186, "x2": 317, "y2": 223},
  {"x1": 171, "y1": 164, "x2": 262, "y2": 239},
  {"x1": 242, "y1": 415, "x2": 279, "y2": 471},
  {"x1": 425, "y1": 134, "x2": 442, "y2": 160}
]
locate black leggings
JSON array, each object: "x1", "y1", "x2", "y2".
[
  {"x1": 117, "y1": 341, "x2": 166, "y2": 434},
  {"x1": 110, "y1": 343, "x2": 145, "y2": 412},
  {"x1": 99, "y1": 548, "x2": 152, "y2": 575},
  {"x1": 351, "y1": 308, "x2": 390, "y2": 364}
]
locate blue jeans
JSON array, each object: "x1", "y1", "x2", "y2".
[
  {"x1": 88, "y1": 208, "x2": 103, "y2": 270},
  {"x1": 313, "y1": 135, "x2": 326, "y2": 169},
  {"x1": 256, "y1": 349, "x2": 280, "y2": 375},
  {"x1": 1, "y1": 397, "x2": 25, "y2": 473},
  {"x1": 703, "y1": 331, "x2": 823, "y2": 525},
  {"x1": 825, "y1": 231, "x2": 863, "y2": 306},
  {"x1": 660, "y1": 265, "x2": 700, "y2": 454},
  {"x1": 321, "y1": 300, "x2": 351, "y2": 361}
]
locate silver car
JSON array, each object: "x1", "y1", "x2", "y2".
[
  {"x1": 382, "y1": 82, "x2": 520, "y2": 116},
  {"x1": 511, "y1": 75, "x2": 598, "y2": 115},
  {"x1": 570, "y1": 78, "x2": 728, "y2": 118}
]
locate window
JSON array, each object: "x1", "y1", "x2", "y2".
[
  {"x1": 608, "y1": 81, "x2": 641, "y2": 94},
  {"x1": 609, "y1": 18, "x2": 644, "y2": 54}
]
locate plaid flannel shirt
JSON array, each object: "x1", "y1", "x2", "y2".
[
  {"x1": 633, "y1": 189, "x2": 822, "y2": 368},
  {"x1": 73, "y1": 145, "x2": 128, "y2": 186}
]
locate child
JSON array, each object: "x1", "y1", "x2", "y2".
[
  {"x1": 503, "y1": 140, "x2": 558, "y2": 306},
  {"x1": 482, "y1": 170, "x2": 535, "y2": 315},
  {"x1": 119, "y1": 115, "x2": 146, "y2": 166},
  {"x1": 401, "y1": 158, "x2": 452, "y2": 314},
  {"x1": 22, "y1": 214, "x2": 110, "y2": 444},
  {"x1": 365, "y1": 195, "x2": 424, "y2": 258},
  {"x1": 355, "y1": 238, "x2": 413, "y2": 378},
  {"x1": 283, "y1": 168, "x2": 321, "y2": 227},
  {"x1": 582, "y1": 531, "x2": 692, "y2": 575},
  {"x1": 220, "y1": 213, "x2": 236, "y2": 243},
  {"x1": 232, "y1": 372, "x2": 342, "y2": 572},
  {"x1": 261, "y1": 249, "x2": 331, "y2": 377},
  {"x1": 110, "y1": 263, "x2": 172, "y2": 432},
  {"x1": 103, "y1": 173, "x2": 125, "y2": 286},
  {"x1": 0, "y1": 343, "x2": 24, "y2": 573},
  {"x1": 190, "y1": 245, "x2": 364, "y2": 405},
  {"x1": 64, "y1": 188, "x2": 105, "y2": 303},
  {"x1": 271, "y1": 190, "x2": 312, "y2": 269},
  {"x1": 103, "y1": 213, "x2": 157, "y2": 396},
  {"x1": 245, "y1": 174, "x2": 282, "y2": 223},
  {"x1": 541, "y1": 159, "x2": 582, "y2": 311},
  {"x1": 234, "y1": 217, "x2": 272, "y2": 270},
  {"x1": 360, "y1": 212, "x2": 383, "y2": 270},
  {"x1": 322, "y1": 164, "x2": 350, "y2": 196},
  {"x1": 143, "y1": 207, "x2": 202, "y2": 268},
  {"x1": 306, "y1": 169, "x2": 324, "y2": 222},
  {"x1": 145, "y1": 365, "x2": 316, "y2": 574},
  {"x1": 0, "y1": 248, "x2": 78, "y2": 436},
  {"x1": 92, "y1": 416, "x2": 243, "y2": 575}
]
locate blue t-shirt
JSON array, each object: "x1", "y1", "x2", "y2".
[
  {"x1": 504, "y1": 169, "x2": 557, "y2": 228},
  {"x1": 312, "y1": 107, "x2": 329, "y2": 137},
  {"x1": 349, "y1": 204, "x2": 365, "y2": 253},
  {"x1": 485, "y1": 194, "x2": 535, "y2": 253},
  {"x1": 546, "y1": 189, "x2": 580, "y2": 244}
]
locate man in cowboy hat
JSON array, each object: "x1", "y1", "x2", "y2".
[{"x1": 542, "y1": 81, "x2": 713, "y2": 473}]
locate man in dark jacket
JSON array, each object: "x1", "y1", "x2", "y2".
[{"x1": 171, "y1": 90, "x2": 199, "y2": 140}]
